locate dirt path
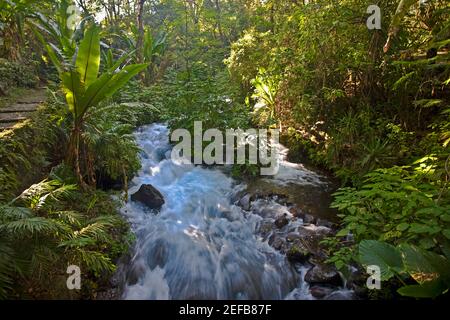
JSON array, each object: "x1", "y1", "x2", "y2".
[{"x1": 0, "y1": 88, "x2": 47, "y2": 130}]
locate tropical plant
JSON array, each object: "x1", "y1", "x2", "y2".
[
  {"x1": 0, "y1": 178, "x2": 125, "y2": 298},
  {"x1": 31, "y1": 0, "x2": 79, "y2": 63},
  {"x1": 37, "y1": 22, "x2": 147, "y2": 187},
  {"x1": 384, "y1": 0, "x2": 421, "y2": 53},
  {"x1": 0, "y1": 0, "x2": 47, "y2": 61},
  {"x1": 251, "y1": 69, "x2": 279, "y2": 127},
  {"x1": 359, "y1": 240, "x2": 450, "y2": 298},
  {"x1": 118, "y1": 26, "x2": 167, "y2": 83},
  {"x1": 82, "y1": 102, "x2": 161, "y2": 190},
  {"x1": 332, "y1": 157, "x2": 450, "y2": 250}
]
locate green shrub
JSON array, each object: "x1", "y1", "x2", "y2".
[
  {"x1": 0, "y1": 177, "x2": 131, "y2": 299},
  {"x1": 157, "y1": 64, "x2": 251, "y2": 133},
  {"x1": 332, "y1": 156, "x2": 450, "y2": 250},
  {"x1": 0, "y1": 58, "x2": 38, "y2": 90},
  {"x1": 84, "y1": 102, "x2": 161, "y2": 186}
]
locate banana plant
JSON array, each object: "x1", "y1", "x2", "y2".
[
  {"x1": 31, "y1": 0, "x2": 78, "y2": 61},
  {"x1": 143, "y1": 28, "x2": 167, "y2": 64},
  {"x1": 41, "y1": 23, "x2": 148, "y2": 187},
  {"x1": 118, "y1": 26, "x2": 167, "y2": 83}
]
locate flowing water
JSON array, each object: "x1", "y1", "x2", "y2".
[{"x1": 120, "y1": 124, "x2": 333, "y2": 300}]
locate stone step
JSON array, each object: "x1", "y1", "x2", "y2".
[
  {"x1": 15, "y1": 100, "x2": 44, "y2": 105},
  {"x1": 0, "y1": 88, "x2": 46, "y2": 132},
  {"x1": 0, "y1": 108, "x2": 37, "y2": 113},
  {"x1": 0, "y1": 122, "x2": 16, "y2": 130},
  {"x1": 0, "y1": 117, "x2": 27, "y2": 123},
  {"x1": 0, "y1": 112, "x2": 30, "y2": 120}
]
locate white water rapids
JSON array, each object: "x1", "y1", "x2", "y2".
[{"x1": 120, "y1": 123, "x2": 329, "y2": 300}]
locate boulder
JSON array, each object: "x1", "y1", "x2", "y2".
[
  {"x1": 289, "y1": 207, "x2": 303, "y2": 219},
  {"x1": 286, "y1": 232, "x2": 301, "y2": 243},
  {"x1": 238, "y1": 194, "x2": 252, "y2": 211},
  {"x1": 346, "y1": 267, "x2": 368, "y2": 298},
  {"x1": 303, "y1": 214, "x2": 316, "y2": 224},
  {"x1": 305, "y1": 265, "x2": 343, "y2": 287},
  {"x1": 325, "y1": 291, "x2": 355, "y2": 300},
  {"x1": 274, "y1": 214, "x2": 289, "y2": 229},
  {"x1": 298, "y1": 225, "x2": 332, "y2": 238},
  {"x1": 269, "y1": 236, "x2": 285, "y2": 251},
  {"x1": 316, "y1": 218, "x2": 335, "y2": 228},
  {"x1": 286, "y1": 244, "x2": 310, "y2": 263},
  {"x1": 259, "y1": 221, "x2": 273, "y2": 238},
  {"x1": 310, "y1": 286, "x2": 334, "y2": 299},
  {"x1": 131, "y1": 184, "x2": 165, "y2": 210}
]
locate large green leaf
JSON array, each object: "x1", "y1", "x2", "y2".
[
  {"x1": 79, "y1": 63, "x2": 148, "y2": 116},
  {"x1": 61, "y1": 70, "x2": 85, "y2": 116},
  {"x1": 99, "y1": 64, "x2": 148, "y2": 100},
  {"x1": 76, "y1": 51, "x2": 138, "y2": 116},
  {"x1": 398, "y1": 279, "x2": 447, "y2": 298},
  {"x1": 400, "y1": 244, "x2": 450, "y2": 283},
  {"x1": 78, "y1": 71, "x2": 113, "y2": 116},
  {"x1": 359, "y1": 240, "x2": 404, "y2": 280},
  {"x1": 400, "y1": 244, "x2": 439, "y2": 284},
  {"x1": 75, "y1": 25, "x2": 100, "y2": 87}
]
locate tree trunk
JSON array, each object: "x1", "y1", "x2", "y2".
[
  {"x1": 136, "y1": 0, "x2": 146, "y2": 63},
  {"x1": 67, "y1": 121, "x2": 87, "y2": 189},
  {"x1": 214, "y1": 0, "x2": 227, "y2": 46},
  {"x1": 184, "y1": 0, "x2": 191, "y2": 80},
  {"x1": 136, "y1": 0, "x2": 146, "y2": 81}
]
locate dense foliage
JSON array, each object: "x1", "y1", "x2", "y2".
[{"x1": 0, "y1": 0, "x2": 449, "y2": 299}]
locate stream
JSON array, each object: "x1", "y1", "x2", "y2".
[{"x1": 118, "y1": 123, "x2": 353, "y2": 300}]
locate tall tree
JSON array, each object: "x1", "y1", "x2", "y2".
[{"x1": 136, "y1": 0, "x2": 146, "y2": 65}]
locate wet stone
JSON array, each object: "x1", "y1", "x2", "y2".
[
  {"x1": 274, "y1": 215, "x2": 289, "y2": 229},
  {"x1": 238, "y1": 194, "x2": 252, "y2": 211},
  {"x1": 286, "y1": 232, "x2": 301, "y2": 243},
  {"x1": 131, "y1": 184, "x2": 165, "y2": 210},
  {"x1": 303, "y1": 214, "x2": 316, "y2": 224},
  {"x1": 325, "y1": 291, "x2": 355, "y2": 300},
  {"x1": 305, "y1": 265, "x2": 343, "y2": 287},
  {"x1": 316, "y1": 218, "x2": 335, "y2": 228},
  {"x1": 270, "y1": 236, "x2": 285, "y2": 250},
  {"x1": 286, "y1": 244, "x2": 310, "y2": 263},
  {"x1": 310, "y1": 286, "x2": 334, "y2": 299}
]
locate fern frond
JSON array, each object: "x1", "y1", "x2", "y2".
[
  {"x1": 29, "y1": 244, "x2": 60, "y2": 280},
  {"x1": 59, "y1": 237, "x2": 96, "y2": 248},
  {"x1": 73, "y1": 222, "x2": 111, "y2": 243},
  {"x1": 0, "y1": 206, "x2": 33, "y2": 222},
  {"x1": 1, "y1": 217, "x2": 63, "y2": 236},
  {"x1": 49, "y1": 210, "x2": 83, "y2": 227},
  {"x1": 0, "y1": 243, "x2": 15, "y2": 299},
  {"x1": 76, "y1": 249, "x2": 115, "y2": 274}
]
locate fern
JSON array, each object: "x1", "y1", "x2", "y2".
[
  {"x1": 75, "y1": 249, "x2": 116, "y2": 275},
  {"x1": 0, "y1": 243, "x2": 15, "y2": 299},
  {"x1": 0, "y1": 179, "x2": 126, "y2": 298}
]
